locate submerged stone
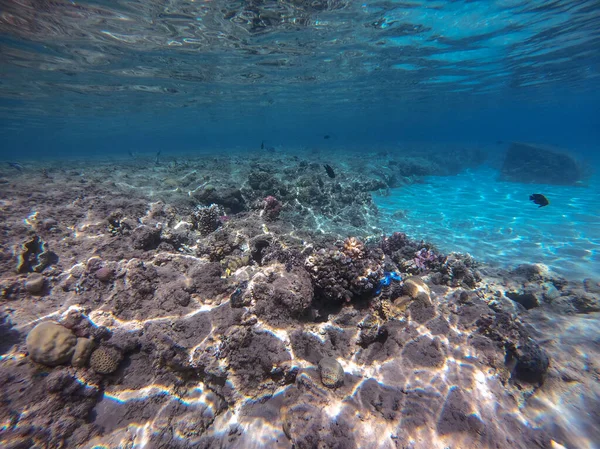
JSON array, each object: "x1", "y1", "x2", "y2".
[
  {"x1": 500, "y1": 142, "x2": 585, "y2": 185},
  {"x1": 24, "y1": 273, "x2": 45, "y2": 294},
  {"x1": 26, "y1": 321, "x2": 77, "y2": 366},
  {"x1": 318, "y1": 357, "x2": 344, "y2": 388}
]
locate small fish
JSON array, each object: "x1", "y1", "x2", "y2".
[
  {"x1": 323, "y1": 164, "x2": 335, "y2": 178},
  {"x1": 155, "y1": 150, "x2": 161, "y2": 165},
  {"x1": 324, "y1": 135, "x2": 330, "y2": 140},
  {"x1": 261, "y1": 140, "x2": 264, "y2": 150},
  {"x1": 7, "y1": 162, "x2": 22, "y2": 171},
  {"x1": 529, "y1": 194, "x2": 549, "y2": 208}
]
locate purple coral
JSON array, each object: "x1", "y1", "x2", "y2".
[
  {"x1": 413, "y1": 248, "x2": 439, "y2": 272},
  {"x1": 262, "y1": 195, "x2": 282, "y2": 221}
]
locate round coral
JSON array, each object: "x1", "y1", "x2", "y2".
[
  {"x1": 26, "y1": 321, "x2": 77, "y2": 366},
  {"x1": 71, "y1": 338, "x2": 94, "y2": 368},
  {"x1": 89, "y1": 346, "x2": 122, "y2": 374},
  {"x1": 318, "y1": 357, "x2": 344, "y2": 388}
]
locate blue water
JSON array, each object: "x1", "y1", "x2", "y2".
[
  {"x1": 0, "y1": 0, "x2": 599, "y2": 158},
  {"x1": 376, "y1": 168, "x2": 600, "y2": 279}
]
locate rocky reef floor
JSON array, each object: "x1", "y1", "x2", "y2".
[{"x1": 0, "y1": 149, "x2": 599, "y2": 449}]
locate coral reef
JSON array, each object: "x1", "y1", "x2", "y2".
[
  {"x1": 306, "y1": 237, "x2": 384, "y2": 302},
  {"x1": 261, "y1": 195, "x2": 282, "y2": 221},
  {"x1": 0, "y1": 151, "x2": 594, "y2": 449},
  {"x1": 500, "y1": 142, "x2": 587, "y2": 185},
  {"x1": 17, "y1": 235, "x2": 57, "y2": 273}
]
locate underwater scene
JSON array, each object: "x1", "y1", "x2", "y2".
[{"x1": 1, "y1": 1, "x2": 599, "y2": 448}]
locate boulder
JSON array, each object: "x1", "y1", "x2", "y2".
[
  {"x1": 26, "y1": 321, "x2": 77, "y2": 366},
  {"x1": 500, "y1": 142, "x2": 585, "y2": 185}
]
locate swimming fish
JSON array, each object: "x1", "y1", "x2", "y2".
[
  {"x1": 7, "y1": 162, "x2": 22, "y2": 171},
  {"x1": 529, "y1": 194, "x2": 549, "y2": 208},
  {"x1": 323, "y1": 164, "x2": 335, "y2": 178},
  {"x1": 261, "y1": 140, "x2": 264, "y2": 150},
  {"x1": 155, "y1": 150, "x2": 161, "y2": 165},
  {"x1": 324, "y1": 135, "x2": 331, "y2": 140}
]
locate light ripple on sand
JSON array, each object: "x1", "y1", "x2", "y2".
[{"x1": 375, "y1": 168, "x2": 600, "y2": 280}]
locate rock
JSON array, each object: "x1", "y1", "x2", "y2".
[
  {"x1": 541, "y1": 282, "x2": 560, "y2": 302},
  {"x1": 505, "y1": 289, "x2": 539, "y2": 310},
  {"x1": 71, "y1": 338, "x2": 94, "y2": 367},
  {"x1": 95, "y1": 266, "x2": 113, "y2": 282},
  {"x1": 571, "y1": 290, "x2": 600, "y2": 313},
  {"x1": 89, "y1": 346, "x2": 123, "y2": 374},
  {"x1": 513, "y1": 341, "x2": 549, "y2": 384},
  {"x1": 131, "y1": 225, "x2": 161, "y2": 250},
  {"x1": 583, "y1": 278, "x2": 600, "y2": 294},
  {"x1": 500, "y1": 142, "x2": 585, "y2": 185},
  {"x1": 192, "y1": 186, "x2": 246, "y2": 214},
  {"x1": 24, "y1": 273, "x2": 45, "y2": 294},
  {"x1": 41, "y1": 218, "x2": 58, "y2": 230},
  {"x1": 511, "y1": 264, "x2": 545, "y2": 281},
  {"x1": 26, "y1": 321, "x2": 78, "y2": 366},
  {"x1": 402, "y1": 276, "x2": 432, "y2": 305},
  {"x1": 318, "y1": 357, "x2": 344, "y2": 388}
]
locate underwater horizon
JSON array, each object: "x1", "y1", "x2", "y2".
[{"x1": 1, "y1": 1, "x2": 599, "y2": 449}]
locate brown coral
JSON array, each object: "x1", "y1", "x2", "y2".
[
  {"x1": 305, "y1": 237, "x2": 384, "y2": 302},
  {"x1": 89, "y1": 346, "x2": 123, "y2": 374},
  {"x1": 342, "y1": 236, "x2": 365, "y2": 259}
]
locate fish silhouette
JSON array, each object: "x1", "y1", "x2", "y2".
[
  {"x1": 323, "y1": 164, "x2": 335, "y2": 178},
  {"x1": 529, "y1": 194, "x2": 549, "y2": 208},
  {"x1": 7, "y1": 162, "x2": 22, "y2": 171}
]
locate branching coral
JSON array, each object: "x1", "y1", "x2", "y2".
[
  {"x1": 305, "y1": 237, "x2": 384, "y2": 302},
  {"x1": 438, "y1": 253, "x2": 481, "y2": 288},
  {"x1": 192, "y1": 204, "x2": 224, "y2": 236}
]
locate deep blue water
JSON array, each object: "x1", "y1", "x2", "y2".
[{"x1": 1, "y1": 0, "x2": 599, "y2": 159}]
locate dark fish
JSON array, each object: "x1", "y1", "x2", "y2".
[
  {"x1": 529, "y1": 194, "x2": 549, "y2": 208},
  {"x1": 155, "y1": 150, "x2": 161, "y2": 165},
  {"x1": 7, "y1": 162, "x2": 22, "y2": 171},
  {"x1": 323, "y1": 164, "x2": 335, "y2": 178},
  {"x1": 261, "y1": 140, "x2": 264, "y2": 150},
  {"x1": 324, "y1": 135, "x2": 330, "y2": 139}
]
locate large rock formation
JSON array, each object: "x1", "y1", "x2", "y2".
[{"x1": 500, "y1": 142, "x2": 585, "y2": 185}]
